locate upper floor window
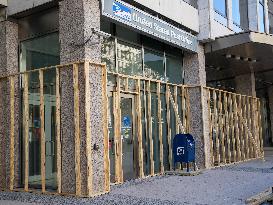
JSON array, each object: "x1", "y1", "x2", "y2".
[
  {"x1": 232, "y1": 0, "x2": 240, "y2": 25},
  {"x1": 214, "y1": 0, "x2": 228, "y2": 26},
  {"x1": 214, "y1": 0, "x2": 227, "y2": 17},
  {"x1": 259, "y1": 0, "x2": 266, "y2": 32}
]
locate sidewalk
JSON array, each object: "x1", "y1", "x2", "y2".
[{"x1": 1, "y1": 152, "x2": 273, "y2": 205}]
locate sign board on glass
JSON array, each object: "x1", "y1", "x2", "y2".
[{"x1": 101, "y1": 0, "x2": 198, "y2": 53}]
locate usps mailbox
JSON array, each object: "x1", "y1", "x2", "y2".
[{"x1": 173, "y1": 134, "x2": 196, "y2": 172}]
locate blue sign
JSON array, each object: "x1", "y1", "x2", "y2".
[
  {"x1": 123, "y1": 116, "x2": 131, "y2": 127},
  {"x1": 102, "y1": 0, "x2": 198, "y2": 52},
  {"x1": 113, "y1": 1, "x2": 132, "y2": 21}
]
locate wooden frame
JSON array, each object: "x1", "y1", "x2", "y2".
[{"x1": 39, "y1": 70, "x2": 46, "y2": 193}]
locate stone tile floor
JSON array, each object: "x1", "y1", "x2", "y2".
[{"x1": 1, "y1": 153, "x2": 273, "y2": 205}]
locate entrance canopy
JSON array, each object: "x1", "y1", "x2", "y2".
[{"x1": 205, "y1": 31, "x2": 273, "y2": 86}]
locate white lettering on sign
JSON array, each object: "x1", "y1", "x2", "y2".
[
  {"x1": 132, "y1": 13, "x2": 153, "y2": 29},
  {"x1": 171, "y1": 31, "x2": 193, "y2": 45},
  {"x1": 177, "y1": 147, "x2": 185, "y2": 156}
]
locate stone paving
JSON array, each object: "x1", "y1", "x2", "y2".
[{"x1": 0, "y1": 154, "x2": 273, "y2": 205}]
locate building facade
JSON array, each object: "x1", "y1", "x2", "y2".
[{"x1": 0, "y1": 0, "x2": 272, "y2": 197}]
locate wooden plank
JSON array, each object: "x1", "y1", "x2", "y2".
[
  {"x1": 157, "y1": 82, "x2": 164, "y2": 173},
  {"x1": 212, "y1": 90, "x2": 217, "y2": 165},
  {"x1": 85, "y1": 62, "x2": 93, "y2": 196},
  {"x1": 226, "y1": 93, "x2": 232, "y2": 163},
  {"x1": 9, "y1": 76, "x2": 15, "y2": 191},
  {"x1": 143, "y1": 81, "x2": 149, "y2": 175},
  {"x1": 234, "y1": 94, "x2": 240, "y2": 162},
  {"x1": 174, "y1": 86, "x2": 179, "y2": 134},
  {"x1": 147, "y1": 81, "x2": 154, "y2": 175},
  {"x1": 215, "y1": 91, "x2": 221, "y2": 165},
  {"x1": 230, "y1": 94, "x2": 236, "y2": 163},
  {"x1": 102, "y1": 64, "x2": 110, "y2": 193},
  {"x1": 245, "y1": 97, "x2": 250, "y2": 159},
  {"x1": 237, "y1": 95, "x2": 242, "y2": 161},
  {"x1": 185, "y1": 88, "x2": 191, "y2": 133},
  {"x1": 39, "y1": 70, "x2": 46, "y2": 193},
  {"x1": 241, "y1": 96, "x2": 246, "y2": 161},
  {"x1": 137, "y1": 79, "x2": 144, "y2": 178},
  {"x1": 257, "y1": 100, "x2": 264, "y2": 157},
  {"x1": 114, "y1": 76, "x2": 123, "y2": 183},
  {"x1": 55, "y1": 67, "x2": 62, "y2": 194},
  {"x1": 73, "y1": 64, "x2": 81, "y2": 196},
  {"x1": 23, "y1": 73, "x2": 29, "y2": 192},
  {"x1": 181, "y1": 86, "x2": 186, "y2": 133},
  {"x1": 222, "y1": 92, "x2": 227, "y2": 164},
  {"x1": 166, "y1": 84, "x2": 172, "y2": 170},
  {"x1": 207, "y1": 89, "x2": 214, "y2": 166}
]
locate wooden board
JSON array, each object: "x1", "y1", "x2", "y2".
[
  {"x1": 55, "y1": 67, "x2": 62, "y2": 194},
  {"x1": 73, "y1": 64, "x2": 81, "y2": 196},
  {"x1": 157, "y1": 82, "x2": 164, "y2": 173},
  {"x1": 102, "y1": 64, "x2": 110, "y2": 192},
  {"x1": 137, "y1": 79, "x2": 144, "y2": 178},
  {"x1": 147, "y1": 81, "x2": 155, "y2": 175},
  {"x1": 39, "y1": 70, "x2": 46, "y2": 193},
  {"x1": 9, "y1": 76, "x2": 15, "y2": 191},
  {"x1": 166, "y1": 85, "x2": 172, "y2": 170},
  {"x1": 23, "y1": 73, "x2": 29, "y2": 192},
  {"x1": 85, "y1": 62, "x2": 93, "y2": 196}
]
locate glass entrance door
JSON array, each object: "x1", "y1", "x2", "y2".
[
  {"x1": 120, "y1": 95, "x2": 136, "y2": 181},
  {"x1": 28, "y1": 93, "x2": 56, "y2": 188},
  {"x1": 108, "y1": 93, "x2": 136, "y2": 182}
]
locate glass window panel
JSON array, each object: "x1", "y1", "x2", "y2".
[
  {"x1": 117, "y1": 41, "x2": 142, "y2": 76},
  {"x1": 20, "y1": 33, "x2": 60, "y2": 72},
  {"x1": 144, "y1": 50, "x2": 164, "y2": 80},
  {"x1": 259, "y1": 3, "x2": 265, "y2": 32},
  {"x1": 214, "y1": 0, "x2": 227, "y2": 16},
  {"x1": 102, "y1": 37, "x2": 116, "y2": 72},
  {"x1": 232, "y1": 0, "x2": 240, "y2": 25},
  {"x1": 166, "y1": 55, "x2": 183, "y2": 84},
  {"x1": 20, "y1": 32, "x2": 59, "y2": 189}
]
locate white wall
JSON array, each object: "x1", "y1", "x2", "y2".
[{"x1": 134, "y1": 0, "x2": 199, "y2": 33}]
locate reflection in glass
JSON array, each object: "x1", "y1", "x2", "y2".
[
  {"x1": 20, "y1": 32, "x2": 59, "y2": 189},
  {"x1": 117, "y1": 41, "x2": 142, "y2": 76},
  {"x1": 102, "y1": 37, "x2": 116, "y2": 72},
  {"x1": 214, "y1": 0, "x2": 227, "y2": 16},
  {"x1": 144, "y1": 50, "x2": 165, "y2": 80},
  {"x1": 232, "y1": 0, "x2": 240, "y2": 25},
  {"x1": 166, "y1": 55, "x2": 183, "y2": 84},
  {"x1": 259, "y1": 0, "x2": 265, "y2": 32}
]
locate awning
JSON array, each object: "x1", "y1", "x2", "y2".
[{"x1": 205, "y1": 32, "x2": 273, "y2": 83}]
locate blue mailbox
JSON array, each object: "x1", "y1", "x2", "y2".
[{"x1": 173, "y1": 134, "x2": 196, "y2": 172}]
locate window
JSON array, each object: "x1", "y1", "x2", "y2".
[
  {"x1": 259, "y1": 0, "x2": 266, "y2": 32},
  {"x1": 214, "y1": 0, "x2": 228, "y2": 26},
  {"x1": 268, "y1": 0, "x2": 273, "y2": 34},
  {"x1": 232, "y1": 0, "x2": 248, "y2": 31},
  {"x1": 101, "y1": 22, "x2": 185, "y2": 84},
  {"x1": 214, "y1": 0, "x2": 227, "y2": 16},
  {"x1": 232, "y1": 0, "x2": 240, "y2": 25}
]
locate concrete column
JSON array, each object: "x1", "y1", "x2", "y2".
[
  {"x1": 268, "y1": 86, "x2": 273, "y2": 145},
  {"x1": 184, "y1": 44, "x2": 211, "y2": 169},
  {"x1": 59, "y1": 0, "x2": 105, "y2": 195},
  {"x1": 227, "y1": 0, "x2": 233, "y2": 30},
  {"x1": 0, "y1": 20, "x2": 19, "y2": 190},
  {"x1": 248, "y1": 0, "x2": 259, "y2": 31},
  {"x1": 198, "y1": 0, "x2": 214, "y2": 41},
  {"x1": 264, "y1": 0, "x2": 270, "y2": 33},
  {"x1": 235, "y1": 72, "x2": 256, "y2": 97}
]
